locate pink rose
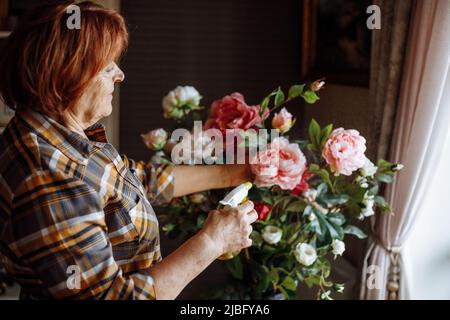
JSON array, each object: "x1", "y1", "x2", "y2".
[
  {"x1": 204, "y1": 93, "x2": 269, "y2": 131},
  {"x1": 322, "y1": 128, "x2": 367, "y2": 176},
  {"x1": 271, "y1": 107, "x2": 294, "y2": 134},
  {"x1": 251, "y1": 137, "x2": 307, "y2": 190}
]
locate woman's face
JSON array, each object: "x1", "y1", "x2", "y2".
[{"x1": 69, "y1": 62, "x2": 125, "y2": 127}]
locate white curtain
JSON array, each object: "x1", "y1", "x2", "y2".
[{"x1": 361, "y1": 0, "x2": 450, "y2": 300}]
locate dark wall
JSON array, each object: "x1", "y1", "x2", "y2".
[{"x1": 119, "y1": 0, "x2": 302, "y2": 158}]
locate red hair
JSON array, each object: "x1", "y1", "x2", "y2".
[{"x1": 0, "y1": 1, "x2": 128, "y2": 116}]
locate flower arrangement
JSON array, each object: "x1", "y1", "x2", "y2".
[{"x1": 142, "y1": 81, "x2": 402, "y2": 300}]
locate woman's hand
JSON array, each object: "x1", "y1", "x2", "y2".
[
  {"x1": 148, "y1": 201, "x2": 257, "y2": 299},
  {"x1": 200, "y1": 201, "x2": 258, "y2": 257}
]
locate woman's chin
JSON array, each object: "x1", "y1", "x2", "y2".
[{"x1": 103, "y1": 102, "x2": 113, "y2": 117}]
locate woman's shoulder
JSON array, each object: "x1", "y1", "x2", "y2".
[{"x1": 0, "y1": 116, "x2": 71, "y2": 197}]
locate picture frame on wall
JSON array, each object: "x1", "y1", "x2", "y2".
[{"x1": 301, "y1": 0, "x2": 372, "y2": 87}]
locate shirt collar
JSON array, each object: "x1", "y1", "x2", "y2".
[{"x1": 16, "y1": 108, "x2": 110, "y2": 165}]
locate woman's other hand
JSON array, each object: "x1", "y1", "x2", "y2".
[
  {"x1": 226, "y1": 164, "x2": 254, "y2": 187},
  {"x1": 200, "y1": 201, "x2": 258, "y2": 257}
]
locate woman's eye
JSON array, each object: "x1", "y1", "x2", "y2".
[{"x1": 104, "y1": 64, "x2": 115, "y2": 73}]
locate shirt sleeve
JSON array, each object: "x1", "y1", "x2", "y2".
[
  {"x1": 121, "y1": 154, "x2": 175, "y2": 206},
  {"x1": 6, "y1": 169, "x2": 157, "y2": 300}
]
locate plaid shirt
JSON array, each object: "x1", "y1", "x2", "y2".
[{"x1": 0, "y1": 108, "x2": 174, "y2": 299}]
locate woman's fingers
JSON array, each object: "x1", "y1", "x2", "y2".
[
  {"x1": 247, "y1": 209, "x2": 258, "y2": 223},
  {"x1": 237, "y1": 200, "x2": 254, "y2": 215},
  {"x1": 244, "y1": 225, "x2": 253, "y2": 236}
]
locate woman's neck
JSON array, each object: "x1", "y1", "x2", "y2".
[{"x1": 59, "y1": 109, "x2": 90, "y2": 140}]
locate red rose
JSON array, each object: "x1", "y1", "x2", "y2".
[
  {"x1": 291, "y1": 169, "x2": 314, "y2": 196},
  {"x1": 204, "y1": 93, "x2": 269, "y2": 131},
  {"x1": 254, "y1": 202, "x2": 272, "y2": 222}
]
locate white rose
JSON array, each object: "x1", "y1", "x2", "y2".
[
  {"x1": 360, "y1": 192, "x2": 375, "y2": 218},
  {"x1": 261, "y1": 226, "x2": 283, "y2": 245},
  {"x1": 162, "y1": 91, "x2": 177, "y2": 115},
  {"x1": 294, "y1": 243, "x2": 317, "y2": 266},
  {"x1": 331, "y1": 239, "x2": 345, "y2": 256},
  {"x1": 360, "y1": 157, "x2": 378, "y2": 177},
  {"x1": 175, "y1": 86, "x2": 201, "y2": 105},
  {"x1": 356, "y1": 176, "x2": 369, "y2": 188},
  {"x1": 162, "y1": 86, "x2": 201, "y2": 119}
]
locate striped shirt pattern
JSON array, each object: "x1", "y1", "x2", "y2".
[{"x1": 0, "y1": 108, "x2": 174, "y2": 299}]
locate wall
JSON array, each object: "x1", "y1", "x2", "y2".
[{"x1": 119, "y1": 0, "x2": 302, "y2": 158}]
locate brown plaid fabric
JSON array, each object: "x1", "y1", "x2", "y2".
[{"x1": 0, "y1": 108, "x2": 174, "y2": 299}]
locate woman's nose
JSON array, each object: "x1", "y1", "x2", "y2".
[{"x1": 114, "y1": 68, "x2": 125, "y2": 83}]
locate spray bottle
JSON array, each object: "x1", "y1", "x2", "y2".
[{"x1": 217, "y1": 182, "x2": 253, "y2": 260}]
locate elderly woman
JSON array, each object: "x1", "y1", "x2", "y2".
[{"x1": 0, "y1": 1, "x2": 257, "y2": 299}]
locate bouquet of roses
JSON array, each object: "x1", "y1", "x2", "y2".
[{"x1": 142, "y1": 82, "x2": 402, "y2": 300}]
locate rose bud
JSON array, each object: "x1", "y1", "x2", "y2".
[
  {"x1": 311, "y1": 78, "x2": 326, "y2": 91},
  {"x1": 271, "y1": 107, "x2": 295, "y2": 134},
  {"x1": 141, "y1": 128, "x2": 168, "y2": 151},
  {"x1": 254, "y1": 202, "x2": 272, "y2": 221}
]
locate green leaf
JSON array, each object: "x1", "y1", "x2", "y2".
[
  {"x1": 309, "y1": 165, "x2": 333, "y2": 189},
  {"x1": 304, "y1": 275, "x2": 321, "y2": 288},
  {"x1": 260, "y1": 96, "x2": 270, "y2": 116},
  {"x1": 344, "y1": 225, "x2": 368, "y2": 239},
  {"x1": 321, "y1": 124, "x2": 333, "y2": 145},
  {"x1": 316, "y1": 182, "x2": 328, "y2": 196},
  {"x1": 376, "y1": 173, "x2": 394, "y2": 183},
  {"x1": 302, "y1": 90, "x2": 320, "y2": 104},
  {"x1": 322, "y1": 194, "x2": 350, "y2": 206},
  {"x1": 274, "y1": 88, "x2": 285, "y2": 107},
  {"x1": 288, "y1": 84, "x2": 305, "y2": 99},
  {"x1": 327, "y1": 212, "x2": 346, "y2": 226},
  {"x1": 374, "y1": 195, "x2": 387, "y2": 207},
  {"x1": 377, "y1": 159, "x2": 394, "y2": 169},
  {"x1": 315, "y1": 211, "x2": 343, "y2": 240},
  {"x1": 308, "y1": 119, "x2": 321, "y2": 147},
  {"x1": 250, "y1": 230, "x2": 264, "y2": 248},
  {"x1": 268, "y1": 268, "x2": 280, "y2": 284},
  {"x1": 281, "y1": 276, "x2": 297, "y2": 291},
  {"x1": 307, "y1": 143, "x2": 318, "y2": 153},
  {"x1": 325, "y1": 220, "x2": 344, "y2": 240},
  {"x1": 278, "y1": 286, "x2": 290, "y2": 299},
  {"x1": 286, "y1": 200, "x2": 306, "y2": 213},
  {"x1": 255, "y1": 273, "x2": 270, "y2": 295},
  {"x1": 225, "y1": 256, "x2": 244, "y2": 280}
]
